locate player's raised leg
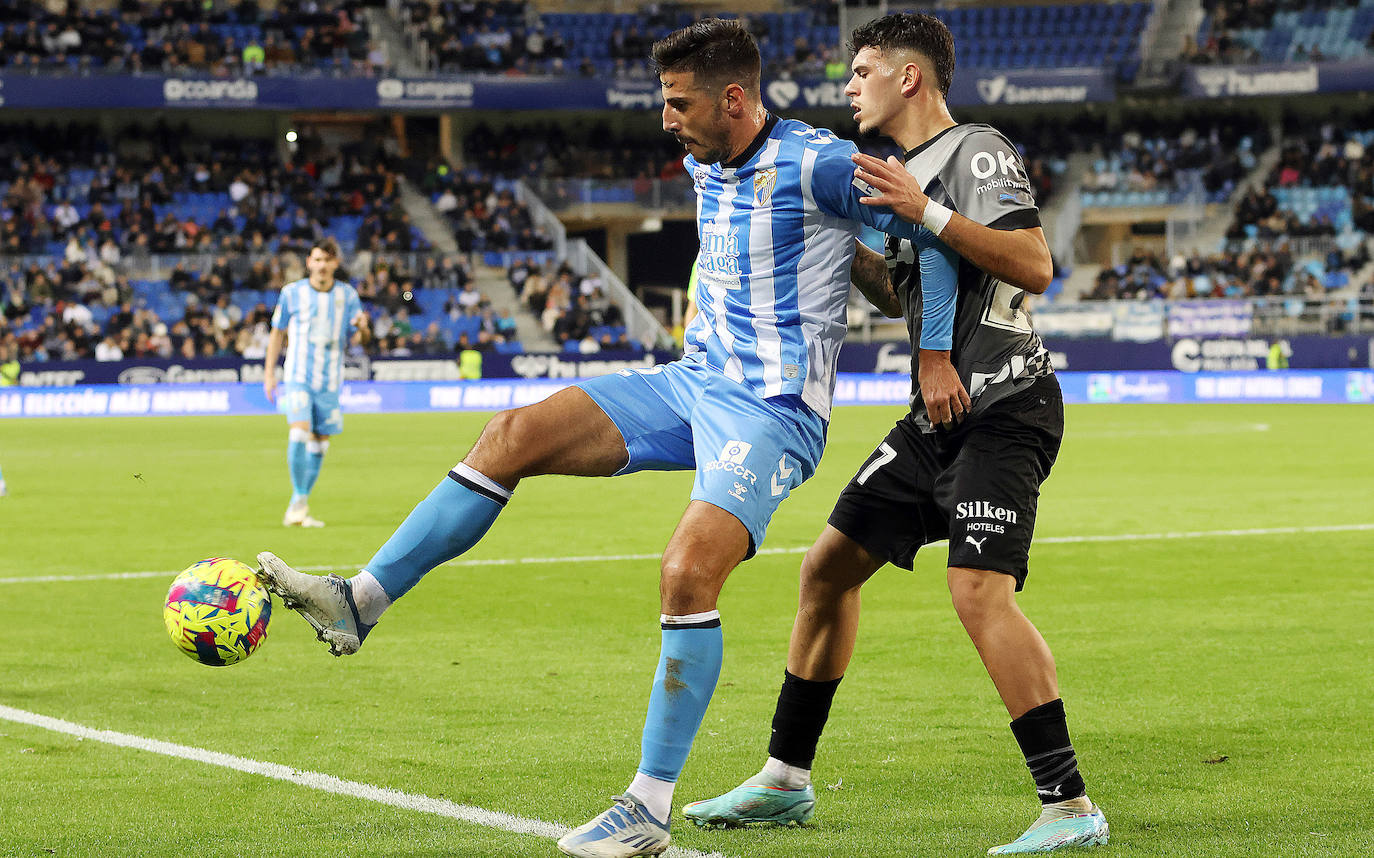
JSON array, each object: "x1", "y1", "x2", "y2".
[
  {"x1": 947, "y1": 568, "x2": 1107, "y2": 854},
  {"x1": 684, "y1": 525, "x2": 882, "y2": 827},
  {"x1": 558, "y1": 501, "x2": 746, "y2": 858},
  {"x1": 258, "y1": 385, "x2": 629, "y2": 655}
]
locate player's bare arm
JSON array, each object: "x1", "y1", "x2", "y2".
[
  {"x1": 849, "y1": 240, "x2": 901, "y2": 318},
  {"x1": 852, "y1": 152, "x2": 1054, "y2": 294},
  {"x1": 351, "y1": 310, "x2": 372, "y2": 346},
  {"x1": 918, "y1": 347, "x2": 971, "y2": 427},
  {"x1": 263, "y1": 328, "x2": 286, "y2": 402}
]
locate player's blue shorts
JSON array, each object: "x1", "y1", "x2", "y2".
[
  {"x1": 280, "y1": 383, "x2": 343, "y2": 436},
  {"x1": 575, "y1": 357, "x2": 827, "y2": 556}
]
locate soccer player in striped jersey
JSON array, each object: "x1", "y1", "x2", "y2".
[
  {"x1": 263, "y1": 238, "x2": 370, "y2": 528},
  {"x1": 684, "y1": 14, "x2": 1107, "y2": 854},
  {"x1": 255, "y1": 19, "x2": 958, "y2": 858}
]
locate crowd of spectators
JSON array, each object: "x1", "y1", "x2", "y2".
[
  {"x1": 1184, "y1": 0, "x2": 1372, "y2": 65},
  {"x1": 508, "y1": 258, "x2": 630, "y2": 352},
  {"x1": 1227, "y1": 119, "x2": 1374, "y2": 239},
  {"x1": 460, "y1": 121, "x2": 686, "y2": 184},
  {"x1": 0, "y1": 0, "x2": 389, "y2": 76},
  {"x1": 0, "y1": 119, "x2": 423, "y2": 260},
  {"x1": 1084, "y1": 241, "x2": 1368, "y2": 301},
  {"x1": 418, "y1": 160, "x2": 555, "y2": 253},
  {"x1": 0, "y1": 244, "x2": 532, "y2": 363},
  {"x1": 1080, "y1": 116, "x2": 1268, "y2": 202},
  {"x1": 398, "y1": 0, "x2": 839, "y2": 79}
]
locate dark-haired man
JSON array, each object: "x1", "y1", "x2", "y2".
[
  {"x1": 263, "y1": 238, "x2": 370, "y2": 528},
  {"x1": 255, "y1": 18, "x2": 959, "y2": 858},
  {"x1": 685, "y1": 13, "x2": 1108, "y2": 854}
]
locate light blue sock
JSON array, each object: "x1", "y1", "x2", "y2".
[
  {"x1": 302, "y1": 439, "x2": 328, "y2": 495},
  {"x1": 637, "y1": 612, "x2": 724, "y2": 783},
  {"x1": 287, "y1": 435, "x2": 311, "y2": 504},
  {"x1": 364, "y1": 463, "x2": 511, "y2": 601}
]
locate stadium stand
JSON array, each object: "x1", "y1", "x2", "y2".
[
  {"x1": 401, "y1": 1, "x2": 1152, "y2": 80},
  {"x1": 1079, "y1": 116, "x2": 1271, "y2": 207},
  {"x1": 1188, "y1": 0, "x2": 1374, "y2": 65},
  {"x1": 0, "y1": 0, "x2": 389, "y2": 75}
]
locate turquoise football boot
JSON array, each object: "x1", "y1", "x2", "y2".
[
  {"x1": 987, "y1": 801, "x2": 1109, "y2": 854},
  {"x1": 683, "y1": 781, "x2": 815, "y2": 828}
]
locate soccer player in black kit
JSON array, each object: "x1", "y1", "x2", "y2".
[{"x1": 685, "y1": 14, "x2": 1108, "y2": 854}]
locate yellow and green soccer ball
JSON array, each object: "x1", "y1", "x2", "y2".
[{"x1": 163, "y1": 558, "x2": 272, "y2": 666}]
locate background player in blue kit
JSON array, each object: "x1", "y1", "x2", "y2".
[
  {"x1": 255, "y1": 19, "x2": 958, "y2": 858},
  {"x1": 264, "y1": 238, "x2": 370, "y2": 528}
]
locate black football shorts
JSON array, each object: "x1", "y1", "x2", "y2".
[{"x1": 827, "y1": 375, "x2": 1063, "y2": 590}]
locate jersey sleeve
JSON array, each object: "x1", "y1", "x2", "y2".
[
  {"x1": 346, "y1": 287, "x2": 363, "y2": 323},
  {"x1": 808, "y1": 137, "x2": 922, "y2": 241},
  {"x1": 270, "y1": 287, "x2": 291, "y2": 330},
  {"x1": 914, "y1": 235, "x2": 959, "y2": 350},
  {"x1": 941, "y1": 129, "x2": 1041, "y2": 231}
]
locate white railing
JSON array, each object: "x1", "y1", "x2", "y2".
[
  {"x1": 564, "y1": 239, "x2": 674, "y2": 350},
  {"x1": 514, "y1": 180, "x2": 569, "y2": 260},
  {"x1": 517, "y1": 180, "x2": 674, "y2": 350}
]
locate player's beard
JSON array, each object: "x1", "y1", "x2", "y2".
[{"x1": 680, "y1": 109, "x2": 733, "y2": 165}]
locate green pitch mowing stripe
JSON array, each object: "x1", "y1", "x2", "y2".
[
  {"x1": 2, "y1": 522, "x2": 1372, "y2": 585},
  {"x1": 0, "y1": 704, "x2": 735, "y2": 858}
]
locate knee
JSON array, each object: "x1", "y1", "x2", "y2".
[
  {"x1": 659, "y1": 550, "x2": 725, "y2": 613},
  {"x1": 797, "y1": 548, "x2": 852, "y2": 609},
  {"x1": 471, "y1": 409, "x2": 536, "y2": 476},
  {"x1": 947, "y1": 569, "x2": 1011, "y2": 631}
]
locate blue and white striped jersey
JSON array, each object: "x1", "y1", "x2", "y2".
[
  {"x1": 683, "y1": 115, "x2": 952, "y2": 420},
  {"x1": 270, "y1": 278, "x2": 363, "y2": 393}
]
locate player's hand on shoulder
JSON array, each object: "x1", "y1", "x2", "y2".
[{"x1": 917, "y1": 348, "x2": 971, "y2": 429}]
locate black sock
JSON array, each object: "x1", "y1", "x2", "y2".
[
  {"x1": 1009, "y1": 698, "x2": 1088, "y2": 804},
  {"x1": 766, "y1": 670, "x2": 843, "y2": 769}
]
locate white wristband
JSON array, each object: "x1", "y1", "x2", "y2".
[{"x1": 921, "y1": 200, "x2": 953, "y2": 236}]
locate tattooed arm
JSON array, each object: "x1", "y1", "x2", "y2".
[{"x1": 850, "y1": 239, "x2": 901, "y2": 318}]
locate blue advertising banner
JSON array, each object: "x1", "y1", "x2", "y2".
[
  {"x1": 0, "y1": 68, "x2": 1113, "y2": 112},
  {"x1": 1182, "y1": 58, "x2": 1374, "y2": 100},
  {"x1": 0, "y1": 74, "x2": 664, "y2": 111},
  {"x1": 12, "y1": 350, "x2": 680, "y2": 388},
  {"x1": 834, "y1": 336, "x2": 1372, "y2": 374},
  {"x1": 4, "y1": 371, "x2": 1372, "y2": 419},
  {"x1": 763, "y1": 67, "x2": 1115, "y2": 112}
]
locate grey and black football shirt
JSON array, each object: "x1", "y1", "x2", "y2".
[{"x1": 885, "y1": 123, "x2": 1053, "y2": 431}]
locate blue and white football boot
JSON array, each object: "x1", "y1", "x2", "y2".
[
  {"x1": 682, "y1": 781, "x2": 816, "y2": 827},
  {"x1": 557, "y1": 794, "x2": 671, "y2": 857},
  {"x1": 987, "y1": 799, "x2": 1109, "y2": 854},
  {"x1": 255, "y1": 551, "x2": 373, "y2": 656}
]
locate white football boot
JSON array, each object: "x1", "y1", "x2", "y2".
[{"x1": 255, "y1": 551, "x2": 372, "y2": 655}]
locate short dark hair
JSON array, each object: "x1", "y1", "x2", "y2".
[
  {"x1": 310, "y1": 237, "x2": 341, "y2": 260},
  {"x1": 651, "y1": 18, "x2": 760, "y2": 95},
  {"x1": 849, "y1": 13, "x2": 955, "y2": 98}
]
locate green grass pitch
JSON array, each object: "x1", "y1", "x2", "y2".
[{"x1": 1, "y1": 403, "x2": 1371, "y2": 857}]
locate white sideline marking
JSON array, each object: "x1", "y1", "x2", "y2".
[
  {"x1": 0, "y1": 704, "x2": 735, "y2": 858},
  {"x1": 3, "y1": 522, "x2": 1373, "y2": 585}
]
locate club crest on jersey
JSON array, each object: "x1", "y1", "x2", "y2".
[
  {"x1": 753, "y1": 167, "x2": 778, "y2": 207},
  {"x1": 693, "y1": 169, "x2": 708, "y2": 193}
]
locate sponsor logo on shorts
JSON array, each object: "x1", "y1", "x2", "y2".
[
  {"x1": 965, "y1": 535, "x2": 988, "y2": 554},
  {"x1": 957, "y1": 500, "x2": 1018, "y2": 535},
  {"x1": 728, "y1": 481, "x2": 749, "y2": 502},
  {"x1": 705, "y1": 440, "x2": 757, "y2": 485}
]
